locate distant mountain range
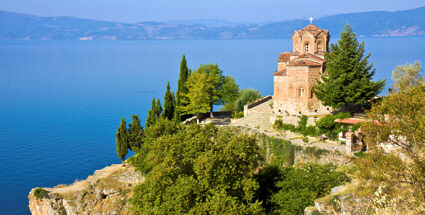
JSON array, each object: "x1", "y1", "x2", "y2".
[{"x1": 1, "y1": 7, "x2": 425, "y2": 40}]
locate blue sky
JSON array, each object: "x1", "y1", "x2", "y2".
[{"x1": 1, "y1": 0, "x2": 424, "y2": 23}]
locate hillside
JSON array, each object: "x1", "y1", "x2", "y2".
[{"x1": 1, "y1": 7, "x2": 424, "y2": 40}]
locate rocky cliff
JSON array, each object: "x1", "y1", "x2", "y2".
[{"x1": 28, "y1": 164, "x2": 143, "y2": 215}]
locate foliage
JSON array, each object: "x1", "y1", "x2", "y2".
[
  {"x1": 391, "y1": 61, "x2": 423, "y2": 92},
  {"x1": 297, "y1": 115, "x2": 308, "y2": 132},
  {"x1": 162, "y1": 82, "x2": 176, "y2": 120},
  {"x1": 176, "y1": 55, "x2": 190, "y2": 120},
  {"x1": 303, "y1": 125, "x2": 319, "y2": 137},
  {"x1": 128, "y1": 114, "x2": 143, "y2": 151},
  {"x1": 302, "y1": 136, "x2": 309, "y2": 143},
  {"x1": 145, "y1": 98, "x2": 157, "y2": 128},
  {"x1": 254, "y1": 165, "x2": 282, "y2": 213},
  {"x1": 357, "y1": 84, "x2": 425, "y2": 213},
  {"x1": 314, "y1": 24, "x2": 385, "y2": 109},
  {"x1": 155, "y1": 98, "x2": 162, "y2": 117},
  {"x1": 255, "y1": 163, "x2": 349, "y2": 215},
  {"x1": 34, "y1": 187, "x2": 46, "y2": 199},
  {"x1": 269, "y1": 138, "x2": 293, "y2": 167},
  {"x1": 131, "y1": 123, "x2": 263, "y2": 214},
  {"x1": 179, "y1": 63, "x2": 239, "y2": 117},
  {"x1": 221, "y1": 88, "x2": 263, "y2": 113},
  {"x1": 116, "y1": 117, "x2": 128, "y2": 166},
  {"x1": 315, "y1": 112, "x2": 351, "y2": 139},
  {"x1": 285, "y1": 143, "x2": 295, "y2": 166}
]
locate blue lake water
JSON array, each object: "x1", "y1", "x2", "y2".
[{"x1": 0, "y1": 38, "x2": 424, "y2": 214}]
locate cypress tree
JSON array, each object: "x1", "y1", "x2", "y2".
[
  {"x1": 176, "y1": 55, "x2": 190, "y2": 120},
  {"x1": 313, "y1": 24, "x2": 385, "y2": 109},
  {"x1": 162, "y1": 82, "x2": 175, "y2": 120},
  {"x1": 145, "y1": 98, "x2": 157, "y2": 128},
  {"x1": 155, "y1": 98, "x2": 163, "y2": 117},
  {"x1": 116, "y1": 117, "x2": 128, "y2": 167},
  {"x1": 128, "y1": 114, "x2": 143, "y2": 151}
]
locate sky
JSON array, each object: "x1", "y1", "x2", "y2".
[{"x1": 0, "y1": 0, "x2": 424, "y2": 23}]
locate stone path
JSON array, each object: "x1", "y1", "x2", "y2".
[{"x1": 231, "y1": 100, "x2": 274, "y2": 131}]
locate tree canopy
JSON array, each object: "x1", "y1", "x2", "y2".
[
  {"x1": 391, "y1": 61, "x2": 423, "y2": 92},
  {"x1": 314, "y1": 24, "x2": 385, "y2": 109},
  {"x1": 179, "y1": 63, "x2": 239, "y2": 117},
  {"x1": 357, "y1": 84, "x2": 425, "y2": 213},
  {"x1": 128, "y1": 114, "x2": 143, "y2": 151},
  {"x1": 162, "y1": 82, "x2": 176, "y2": 120},
  {"x1": 131, "y1": 121, "x2": 263, "y2": 214},
  {"x1": 116, "y1": 117, "x2": 128, "y2": 166}
]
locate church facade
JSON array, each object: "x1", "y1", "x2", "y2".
[{"x1": 273, "y1": 24, "x2": 331, "y2": 115}]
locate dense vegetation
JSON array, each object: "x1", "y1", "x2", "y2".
[
  {"x1": 355, "y1": 84, "x2": 425, "y2": 213},
  {"x1": 127, "y1": 118, "x2": 349, "y2": 214},
  {"x1": 114, "y1": 55, "x2": 352, "y2": 214},
  {"x1": 273, "y1": 112, "x2": 356, "y2": 140},
  {"x1": 314, "y1": 24, "x2": 385, "y2": 109},
  {"x1": 221, "y1": 88, "x2": 263, "y2": 118}
]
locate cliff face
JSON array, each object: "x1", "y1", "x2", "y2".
[{"x1": 28, "y1": 164, "x2": 143, "y2": 215}]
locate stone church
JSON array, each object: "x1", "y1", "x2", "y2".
[{"x1": 273, "y1": 23, "x2": 331, "y2": 115}]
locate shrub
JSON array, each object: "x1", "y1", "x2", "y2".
[
  {"x1": 303, "y1": 125, "x2": 318, "y2": 137},
  {"x1": 285, "y1": 143, "x2": 295, "y2": 166},
  {"x1": 34, "y1": 187, "x2": 46, "y2": 199},
  {"x1": 315, "y1": 113, "x2": 351, "y2": 140},
  {"x1": 297, "y1": 115, "x2": 308, "y2": 132},
  {"x1": 302, "y1": 136, "x2": 309, "y2": 143}
]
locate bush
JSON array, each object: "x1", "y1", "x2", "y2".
[
  {"x1": 303, "y1": 125, "x2": 319, "y2": 137},
  {"x1": 315, "y1": 113, "x2": 351, "y2": 140},
  {"x1": 302, "y1": 136, "x2": 309, "y2": 143},
  {"x1": 34, "y1": 187, "x2": 46, "y2": 199},
  {"x1": 297, "y1": 115, "x2": 308, "y2": 131},
  {"x1": 285, "y1": 143, "x2": 295, "y2": 166},
  {"x1": 269, "y1": 163, "x2": 350, "y2": 215}
]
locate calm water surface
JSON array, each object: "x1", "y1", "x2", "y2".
[{"x1": 0, "y1": 38, "x2": 424, "y2": 214}]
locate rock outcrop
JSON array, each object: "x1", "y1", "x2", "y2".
[{"x1": 28, "y1": 164, "x2": 143, "y2": 215}]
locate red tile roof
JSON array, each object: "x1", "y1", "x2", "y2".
[
  {"x1": 273, "y1": 68, "x2": 287, "y2": 76},
  {"x1": 334, "y1": 118, "x2": 366, "y2": 125},
  {"x1": 298, "y1": 53, "x2": 326, "y2": 62},
  {"x1": 287, "y1": 60, "x2": 321, "y2": 67},
  {"x1": 277, "y1": 52, "x2": 291, "y2": 62},
  {"x1": 300, "y1": 24, "x2": 323, "y2": 32}
]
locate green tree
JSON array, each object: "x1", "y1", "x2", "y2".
[
  {"x1": 391, "y1": 61, "x2": 423, "y2": 92},
  {"x1": 180, "y1": 63, "x2": 239, "y2": 118},
  {"x1": 357, "y1": 84, "x2": 425, "y2": 213},
  {"x1": 131, "y1": 123, "x2": 263, "y2": 214},
  {"x1": 116, "y1": 117, "x2": 128, "y2": 167},
  {"x1": 162, "y1": 82, "x2": 175, "y2": 120},
  {"x1": 221, "y1": 88, "x2": 263, "y2": 113},
  {"x1": 176, "y1": 54, "x2": 190, "y2": 120},
  {"x1": 145, "y1": 98, "x2": 157, "y2": 128},
  {"x1": 128, "y1": 114, "x2": 143, "y2": 151},
  {"x1": 155, "y1": 98, "x2": 162, "y2": 117},
  {"x1": 314, "y1": 24, "x2": 385, "y2": 109},
  {"x1": 270, "y1": 164, "x2": 349, "y2": 215}
]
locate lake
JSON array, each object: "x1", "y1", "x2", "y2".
[{"x1": 0, "y1": 37, "x2": 424, "y2": 214}]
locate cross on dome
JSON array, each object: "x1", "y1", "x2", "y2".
[{"x1": 309, "y1": 17, "x2": 314, "y2": 24}]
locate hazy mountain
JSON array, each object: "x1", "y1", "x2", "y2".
[{"x1": 0, "y1": 7, "x2": 424, "y2": 40}]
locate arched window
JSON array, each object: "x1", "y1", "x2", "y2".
[
  {"x1": 305, "y1": 43, "x2": 309, "y2": 53},
  {"x1": 298, "y1": 88, "x2": 305, "y2": 97},
  {"x1": 317, "y1": 41, "x2": 323, "y2": 52}
]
